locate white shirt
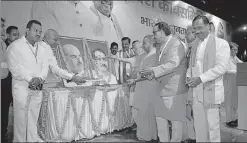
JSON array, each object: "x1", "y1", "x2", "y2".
[
  {"x1": 6, "y1": 36, "x2": 45, "y2": 82},
  {"x1": 198, "y1": 36, "x2": 230, "y2": 84},
  {"x1": 39, "y1": 41, "x2": 73, "y2": 80}
]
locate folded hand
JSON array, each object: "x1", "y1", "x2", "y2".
[{"x1": 29, "y1": 77, "x2": 43, "y2": 90}]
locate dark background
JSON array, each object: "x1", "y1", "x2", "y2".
[{"x1": 182, "y1": 0, "x2": 247, "y2": 61}]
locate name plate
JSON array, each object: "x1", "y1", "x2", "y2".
[{"x1": 237, "y1": 63, "x2": 247, "y2": 86}]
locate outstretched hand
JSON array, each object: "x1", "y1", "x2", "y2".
[{"x1": 71, "y1": 75, "x2": 87, "y2": 85}]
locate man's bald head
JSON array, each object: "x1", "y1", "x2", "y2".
[
  {"x1": 185, "y1": 25, "x2": 196, "y2": 43},
  {"x1": 43, "y1": 29, "x2": 59, "y2": 46},
  {"x1": 143, "y1": 35, "x2": 155, "y2": 53},
  {"x1": 132, "y1": 40, "x2": 144, "y2": 56},
  {"x1": 62, "y1": 44, "x2": 84, "y2": 74}
]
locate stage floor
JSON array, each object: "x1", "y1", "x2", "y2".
[
  {"x1": 5, "y1": 104, "x2": 247, "y2": 142},
  {"x1": 76, "y1": 104, "x2": 247, "y2": 142}
]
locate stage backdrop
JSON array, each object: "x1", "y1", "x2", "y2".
[{"x1": 1, "y1": 1, "x2": 232, "y2": 49}]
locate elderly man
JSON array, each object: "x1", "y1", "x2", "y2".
[
  {"x1": 224, "y1": 42, "x2": 243, "y2": 128},
  {"x1": 109, "y1": 40, "x2": 145, "y2": 82},
  {"x1": 40, "y1": 29, "x2": 87, "y2": 85},
  {"x1": 130, "y1": 35, "x2": 158, "y2": 141},
  {"x1": 62, "y1": 44, "x2": 91, "y2": 87},
  {"x1": 182, "y1": 25, "x2": 198, "y2": 143},
  {"x1": 31, "y1": 1, "x2": 123, "y2": 45},
  {"x1": 186, "y1": 15, "x2": 230, "y2": 142},
  {"x1": 141, "y1": 21, "x2": 188, "y2": 142}
]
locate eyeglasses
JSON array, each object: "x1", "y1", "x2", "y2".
[
  {"x1": 153, "y1": 29, "x2": 161, "y2": 35},
  {"x1": 94, "y1": 57, "x2": 107, "y2": 61},
  {"x1": 101, "y1": 1, "x2": 112, "y2": 6}
]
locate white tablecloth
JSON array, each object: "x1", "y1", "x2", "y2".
[{"x1": 38, "y1": 85, "x2": 133, "y2": 142}]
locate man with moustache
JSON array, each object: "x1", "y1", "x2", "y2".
[
  {"x1": 62, "y1": 44, "x2": 91, "y2": 87},
  {"x1": 187, "y1": 15, "x2": 230, "y2": 142},
  {"x1": 141, "y1": 22, "x2": 188, "y2": 142},
  {"x1": 118, "y1": 37, "x2": 135, "y2": 83},
  {"x1": 109, "y1": 42, "x2": 120, "y2": 82},
  {"x1": 2, "y1": 25, "x2": 19, "y2": 141},
  {"x1": 6, "y1": 20, "x2": 45, "y2": 142},
  {"x1": 92, "y1": 49, "x2": 117, "y2": 84},
  {"x1": 5, "y1": 26, "x2": 20, "y2": 47}
]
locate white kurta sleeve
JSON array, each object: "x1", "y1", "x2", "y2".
[
  {"x1": 200, "y1": 40, "x2": 230, "y2": 83},
  {"x1": 46, "y1": 47, "x2": 73, "y2": 80},
  {"x1": 6, "y1": 46, "x2": 32, "y2": 82}
]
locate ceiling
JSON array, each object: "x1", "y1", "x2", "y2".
[{"x1": 182, "y1": 0, "x2": 247, "y2": 29}]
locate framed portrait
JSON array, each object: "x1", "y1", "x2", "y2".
[
  {"x1": 85, "y1": 39, "x2": 111, "y2": 74},
  {"x1": 44, "y1": 36, "x2": 85, "y2": 87}
]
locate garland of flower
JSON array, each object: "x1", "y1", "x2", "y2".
[
  {"x1": 88, "y1": 89, "x2": 106, "y2": 134},
  {"x1": 105, "y1": 89, "x2": 120, "y2": 131},
  {"x1": 38, "y1": 91, "x2": 49, "y2": 140},
  {"x1": 38, "y1": 85, "x2": 131, "y2": 142}
]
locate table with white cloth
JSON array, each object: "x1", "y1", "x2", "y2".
[{"x1": 38, "y1": 84, "x2": 133, "y2": 142}]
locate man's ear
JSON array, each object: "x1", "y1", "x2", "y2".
[
  {"x1": 25, "y1": 28, "x2": 29, "y2": 36},
  {"x1": 7, "y1": 33, "x2": 10, "y2": 39}
]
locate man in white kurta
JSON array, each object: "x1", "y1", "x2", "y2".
[
  {"x1": 6, "y1": 20, "x2": 46, "y2": 142},
  {"x1": 40, "y1": 29, "x2": 86, "y2": 85},
  {"x1": 224, "y1": 42, "x2": 243, "y2": 127},
  {"x1": 187, "y1": 15, "x2": 230, "y2": 142}
]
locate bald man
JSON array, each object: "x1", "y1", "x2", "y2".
[
  {"x1": 182, "y1": 25, "x2": 198, "y2": 143},
  {"x1": 39, "y1": 29, "x2": 86, "y2": 86},
  {"x1": 61, "y1": 44, "x2": 92, "y2": 87}
]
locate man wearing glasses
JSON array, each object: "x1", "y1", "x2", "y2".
[{"x1": 141, "y1": 21, "x2": 188, "y2": 142}]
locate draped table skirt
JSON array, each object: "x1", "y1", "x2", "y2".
[{"x1": 38, "y1": 85, "x2": 133, "y2": 142}]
